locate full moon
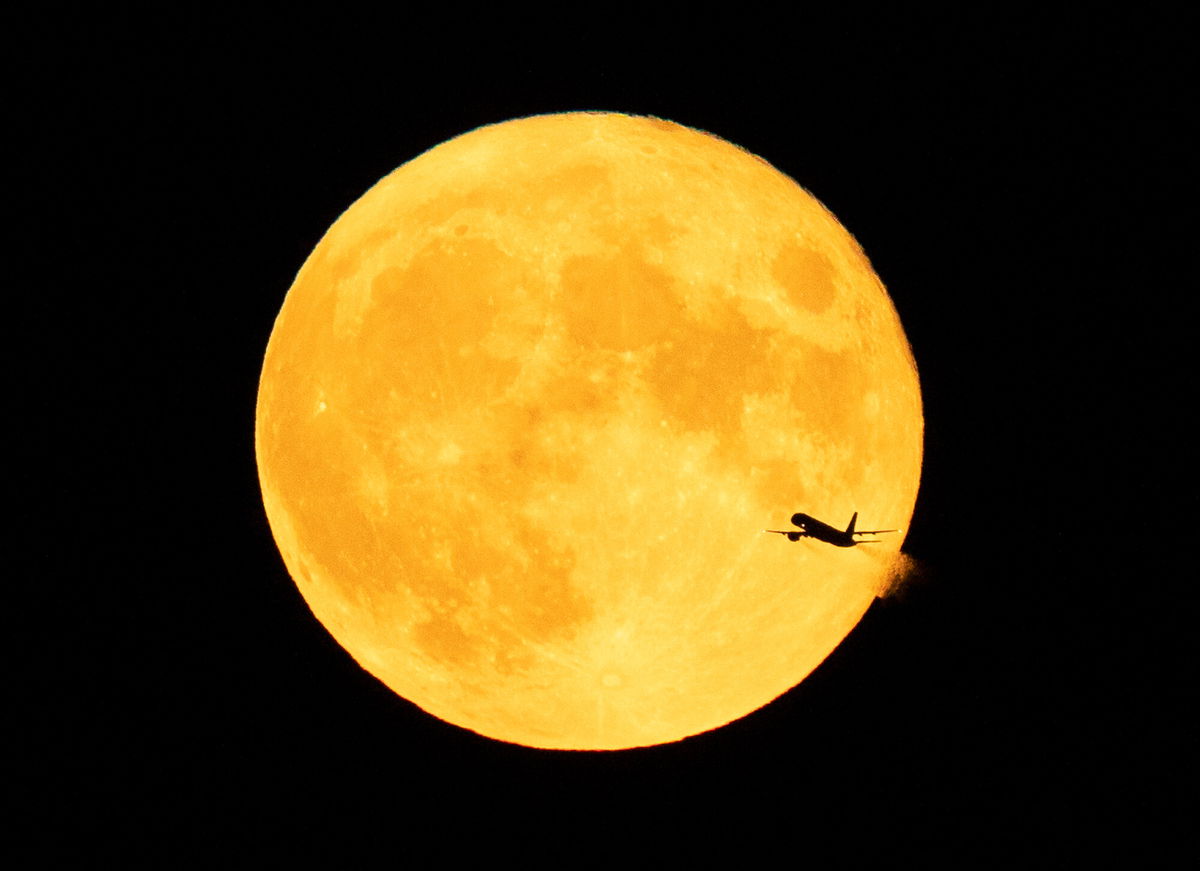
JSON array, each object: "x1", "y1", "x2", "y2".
[{"x1": 255, "y1": 112, "x2": 922, "y2": 750}]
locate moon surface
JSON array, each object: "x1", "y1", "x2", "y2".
[{"x1": 255, "y1": 112, "x2": 923, "y2": 750}]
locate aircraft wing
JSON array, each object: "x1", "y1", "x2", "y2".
[{"x1": 852, "y1": 529, "x2": 897, "y2": 536}]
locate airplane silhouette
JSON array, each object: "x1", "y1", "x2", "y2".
[{"x1": 765, "y1": 512, "x2": 896, "y2": 547}]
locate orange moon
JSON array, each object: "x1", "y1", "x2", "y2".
[{"x1": 255, "y1": 112, "x2": 922, "y2": 750}]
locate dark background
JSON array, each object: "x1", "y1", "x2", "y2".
[{"x1": 19, "y1": 9, "x2": 1190, "y2": 862}]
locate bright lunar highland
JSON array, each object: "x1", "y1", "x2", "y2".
[{"x1": 255, "y1": 112, "x2": 923, "y2": 750}]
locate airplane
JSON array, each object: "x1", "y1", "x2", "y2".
[{"x1": 765, "y1": 512, "x2": 896, "y2": 547}]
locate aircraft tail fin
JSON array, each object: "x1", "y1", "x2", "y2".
[{"x1": 846, "y1": 512, "x2": 858, "y2": 534}]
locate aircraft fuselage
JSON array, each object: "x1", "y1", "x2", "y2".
[{"x1": 789, "y1": 513, "x2": 858, "y2": 547}]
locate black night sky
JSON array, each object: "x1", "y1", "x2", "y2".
[{"x1": 19, "y1": 10, "x2": 1190, "y2": 862}]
